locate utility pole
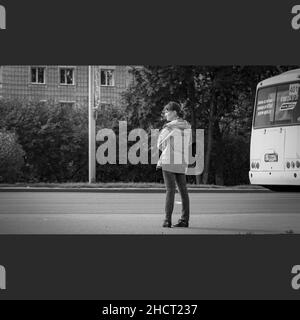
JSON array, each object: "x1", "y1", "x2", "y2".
[{"x1": 88, "y1": 66, "x2": 96, "y2": 183}]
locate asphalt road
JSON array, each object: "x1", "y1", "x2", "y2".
[{"x1": 0, "y1": 192, "x2": 299, "y2": 234}]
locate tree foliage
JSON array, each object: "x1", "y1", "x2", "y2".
[
  {"x1": 1, "y1": 66, "x2": 299, "y2": 185},
  {"x1": 0, "y1": 100, "x2": 88, "y2": 182},
  {"x1": 122, "y1": 65, "x2": 299, "y2": 185},
  {"x1": 0, "y1": 129, "x2": 25, "y2": 182}
]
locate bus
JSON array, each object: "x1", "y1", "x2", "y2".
[{"x1": 249, "y1": 68, "x2": 300, "y2": 191}]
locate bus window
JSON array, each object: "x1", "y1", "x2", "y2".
[
  {"x1": 254, "y1": 87, "x2": 276, "y2": 127},
  {"x1": 275, "y1": 83, "x2": 300, "y2": 125}
]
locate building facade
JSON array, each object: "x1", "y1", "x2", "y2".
[{"x1": 0, "y1": 65, "x2": 135, "y2": 108}]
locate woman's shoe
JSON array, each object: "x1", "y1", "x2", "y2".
[
  {"x1": 162, "y1": 220, "x2": 172, "y2": 228},
  {"x1": 173, "y1": 220, "x2": 189, "y2": 227}
]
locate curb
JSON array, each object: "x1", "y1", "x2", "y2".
[{"x1": 0, "y1": 187, "x2": 271, "y2": 193}]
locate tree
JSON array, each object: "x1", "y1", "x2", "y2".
[
  {"x1": 123, "y1": 66, "x2": 243, "y2": 184},
  {"x1": 122, "y1": 65, "x2": 300, "y2": 185}
]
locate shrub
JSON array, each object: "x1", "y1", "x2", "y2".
[
  {"x1": 0, "y1": 99, "x2": 88, "y2": 182},
  {"x1": 0, "y1": 130, "x2": 25, "y2": 182}
]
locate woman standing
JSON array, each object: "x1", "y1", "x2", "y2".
[{"x1": 157, "y1": 101, "x2": 191, "y2": 228}]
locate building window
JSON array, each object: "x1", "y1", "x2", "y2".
[
  {"x1": 60, "y1": 68, "x2": 75, "y2": 85},
  {"x1": 31, "y1": 67, "x2": 46, "y2": 84},
  {"x1": 101, "y1": 69, "x2": 114, "y2": 86}
]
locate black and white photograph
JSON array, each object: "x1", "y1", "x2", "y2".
[
  {"x1": 1, "y1": 0, "x2": 300, "y2": 303},
  {"x1": 0, "y1": 65, "x2": 300, "y2": 234}
]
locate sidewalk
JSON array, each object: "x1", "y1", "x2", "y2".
[{"x1": 0, "y1": 182, "x2": 270, "y2": 193}]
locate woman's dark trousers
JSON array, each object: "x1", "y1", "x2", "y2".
[{"x1": 162, "y1": 170, "x2": 190, "y2": 223}]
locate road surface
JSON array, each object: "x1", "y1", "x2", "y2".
[{"x1": 0, "y1": 192, "x2": 299, "y2": 234}]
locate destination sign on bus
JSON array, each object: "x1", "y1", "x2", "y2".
[
  {"x1": 257, "y1": 99, "x2": 274, "y2": 117},
  {"x1": 289, "y1": 83, "x2": 300, "y2": 96},
  {"x1": 280, "y1": 102, "x2": 297, "y2": 111}
]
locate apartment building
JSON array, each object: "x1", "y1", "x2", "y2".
[{"x1": 0, "y1": 65, "x2": 135, "y2": 108}]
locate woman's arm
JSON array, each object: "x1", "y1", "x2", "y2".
[
  {"x1": 165, "y1": 119, "x2": 191, "y2": 130},
  {"x1": 157, "y1": 127, "x2": 172, "y2": 150}
]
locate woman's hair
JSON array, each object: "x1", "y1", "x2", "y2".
[{"x1": 163, "y1": 101, "x2": 184, "y2": 118}]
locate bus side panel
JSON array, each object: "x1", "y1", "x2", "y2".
[{"x1": 285, "y1": 126, "x2": 300, "y2": 160}]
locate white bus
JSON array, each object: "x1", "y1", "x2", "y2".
[{"x1": 249, "y1": 68, "x2": 300, "y2": 191}]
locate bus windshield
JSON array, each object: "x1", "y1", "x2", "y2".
[{"x1": 254, "y1": 82, "x2": 300, "y2": 128}]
